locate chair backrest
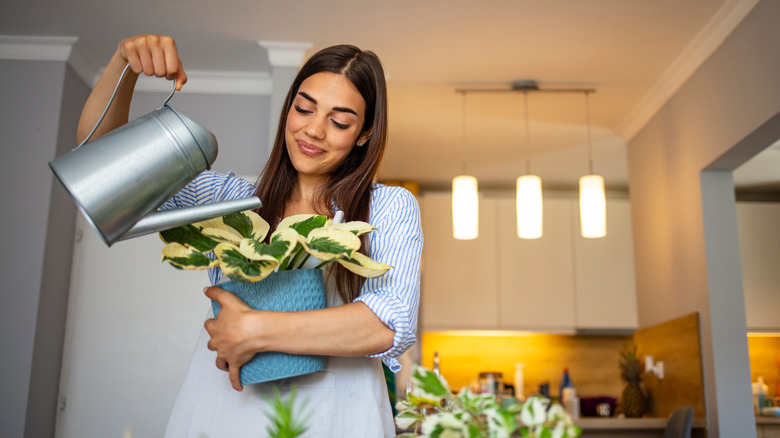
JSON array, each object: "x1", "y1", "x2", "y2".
[{"x1": 664, "y1": 406, "x2": 694, "y2": 438}]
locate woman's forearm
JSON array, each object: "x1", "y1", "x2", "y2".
[
  {"x1": 76, "y1": 50, "x2": 139, "y2": 143},
  {"x1": 259, "y1": 302, "x2": 395, "y2": 357}
]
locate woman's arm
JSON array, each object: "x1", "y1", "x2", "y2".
[
  {"x1": 204, "y1": 289, "x2": 395, "y2": 390},
  {"x1": 76, "y1": 34, "x2": 187, "y2": 143}
]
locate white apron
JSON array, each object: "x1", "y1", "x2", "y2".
[{"x1": 164, "y1": 278, "x2": 396, "y2": 438}]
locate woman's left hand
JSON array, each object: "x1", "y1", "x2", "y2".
[{"x1": 203, "y1": 286, "x2": 265, "y2": 391}]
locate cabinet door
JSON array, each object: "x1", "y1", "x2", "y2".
[
  {"x1": 496, "y1": 197, "x2": 576, "y2": 331},
  {"x1": 737, "y1": 202, "x2": 780, "y2": 330},
  {"x1": 420, "y1": 193, "x2": 499, "y2": 330},
  {"x1": 573, "y1": 198, "x2": 638, "y2": 330}
]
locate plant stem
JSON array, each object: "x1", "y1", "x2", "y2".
[
  {"x1": 314, "y1": 259, "x2": 335, "y2": 270},
  {"x1": 281, "y1": 246, "x2": 304, "y2": 271},
  {"x1": 295, "y1": 253, "x2": 311, "y2": 270}
]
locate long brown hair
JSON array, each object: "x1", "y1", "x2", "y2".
[{"x1": 253, "y1": 44, "x2": 388, "y2": 303}]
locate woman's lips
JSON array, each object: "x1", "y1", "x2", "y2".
[{"x1": 297, "y1": 140, "x2": 325, "y2": 157}]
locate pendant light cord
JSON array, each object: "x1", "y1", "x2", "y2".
[
  {"x1": 585, "y1": 91, "x2": 593, "y2": 175},
  {"x1": 460, "y1": 91, "x2": 468, "y2": 175},
  {"x1": 523, "y1": 91, "x2": 530, "y2": 175}
]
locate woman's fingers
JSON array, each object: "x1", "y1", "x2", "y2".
[
  {"x1": 229, "y1": 366, "x2": 243, "y2": 391},
  {"x1": 118, "y1": 34, "x2": 187, "y2": 88}
]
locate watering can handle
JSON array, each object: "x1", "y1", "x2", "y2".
[{"x1": 78, "y1": 64, "x2": 178, "y2": 148}]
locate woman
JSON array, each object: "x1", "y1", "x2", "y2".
[{"x1": 77, "y1": 34, "x2": 422, "y2": 437}]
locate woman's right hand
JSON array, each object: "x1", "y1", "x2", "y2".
[
  {"x1": 117, "y1": 34, "x2": 187, "y2": 90},
  {"x1": 77, "y1": 34, "x2": 188, "y2": 143}
]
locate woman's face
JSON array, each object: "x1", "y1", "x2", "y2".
[{"x1": 285, "y1": 72, "x2": 370, "y2": 180}]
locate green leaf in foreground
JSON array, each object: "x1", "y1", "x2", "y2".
[
  {"x1": 161, "y1": 243, "x2": 219, "y2": 270},
  {"x1": 222, "y1": 210, "x2": 270, "y2": 240},
  {"x1": 337, "y1": 252, "x2": 392, "y2": 278},
  {"x1": 159, "y1": 225, "x2": 218, "y2": 253},
  {"x1": 214, "y1": 243, "x2": 278, "y2": 282},
  {"x1": 277, "y1": 214, "x2": 328, "y2": 238}
]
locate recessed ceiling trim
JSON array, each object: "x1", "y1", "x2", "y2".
[
  {"x1": 258, "y1": 41, "x2": 312, "y2": 68},
  {"x1": 616, "y1": 0, "x2": 760, "y2": 143},
  {"x1": 133, "y1": 70, "x2": 272, "y2": 95},
  {"x1": 0, "y1": 35, "x2": 77, "y2": 61}
]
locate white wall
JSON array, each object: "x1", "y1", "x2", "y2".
[
  {"x1": 627, "y1": 0, "x2": 780, "y2": 435},
  {"x1": 0, "y1": 59, "x2": 87, "y2": 438}
]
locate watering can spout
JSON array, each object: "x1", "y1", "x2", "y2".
[{"x1": 118, "y1": 196, "x2": 263, "y2": 243}]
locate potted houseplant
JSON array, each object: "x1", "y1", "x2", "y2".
[
  {"x1": 396, "y1": 366, "x2": 582, "y2": 438},
  {"x1": 158, "y1": 209, "x2": 391, "y2": 384}
]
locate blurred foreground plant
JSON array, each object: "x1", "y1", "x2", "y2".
[
  {"x1": 396, "y1": 366, "x2": 581, "y2": 438},
  {"x1": 264, "y1": 385, "x2": 309, "y2": 438}
]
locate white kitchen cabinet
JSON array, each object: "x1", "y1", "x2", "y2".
[
  {"x1": 737, "y1": 202, "x2": 780, "y2": 331},
  {"x1": 496, "y1": 197, "x2": 576, "y2": 331},
  {"x1": 419, "y1": 192, "x2": 638, "y2": 332},
  {"x1": 420, "y1": 193, "x2": 500, "y2": 330},
  {"x1": 572, "y1": 198, "x2": 638, "y2": 330}
]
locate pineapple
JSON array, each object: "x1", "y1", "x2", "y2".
[{"x1": 619, "y1": 345, "x2": 647, "y2": 417}]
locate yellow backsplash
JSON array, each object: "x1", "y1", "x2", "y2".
[
  {"x1": 421, "y1": 331, "x2": 632, "y2": 400},
  {"x1": 748, "y1": 335, "x2": 780, "y2": 400}
]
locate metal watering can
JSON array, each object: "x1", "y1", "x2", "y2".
[{"x1": 50, "y1": 65, "x2": 262, "y2": 246}]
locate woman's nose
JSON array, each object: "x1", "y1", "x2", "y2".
[{"x1": 304, "y1": 116, "x2": 326, "y2": 139}]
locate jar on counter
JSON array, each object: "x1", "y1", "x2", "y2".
[{"x1": 479, "y1": 372, "x2": 504, "y2": 399}]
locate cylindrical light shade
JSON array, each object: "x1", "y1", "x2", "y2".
[
  {"x1": 452, "y1": 175, "x2": 479, "y2": 240},
  {"x1": 516, "y1": 175, "x2": 543, "y2": 239},
  {"x1": 579, "y1": 174, "x2": 607, "y2": 238}
]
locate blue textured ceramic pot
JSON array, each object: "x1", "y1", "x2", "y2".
[{"x1": 212, "y1": 269, "x2": 327, "y2": 384}]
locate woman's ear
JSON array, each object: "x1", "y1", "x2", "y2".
[{"x1": 357, "y1": 131, "x2": 372, "y2": 147}]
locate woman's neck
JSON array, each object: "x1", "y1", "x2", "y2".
[{"x1": 285, "y1": 174, "x2": 330, "y2": 217}]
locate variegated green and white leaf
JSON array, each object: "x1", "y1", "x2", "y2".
[
  {"x1": 159, "y1": 224, "x2": 219, "y2": 253},
  {"x1": 222, "y1": 209, "x2": 270, "y2": 240},
  {"x1": 201, "y1": 226, "x2": 243, "y2": 244},
  {"x1": 337, "y1": 251, "x2": 392, "y2": 278},
  {"x1": 238, "y1": 235, "x2": 295, "y2": 262},
  {"x1": 328, "y1": 221, "x2": 376, "y2": 236},
  {"x1": 161, "y1": 242, "x2": 219, "y2": 270},
  {"x1": 214, "y1": 242, "x2": 278, "y2": 283},
  {"x1": 270, "y1": 228, "x2": 300, "y2": 260},
  {"x1": 277, "y1": 214, "x2": 328, "y2": 238},
  {"x1": 301, "y1": 228, "x2": 361, "y2": 261},
  {"x1": 191, "y1": 217, "x2": 226, "y2": 231}
]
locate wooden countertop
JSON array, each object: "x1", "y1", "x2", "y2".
[
  {"x1": 757, "y1": 415, "x2": 780, "y2": 425},
  {"x1": 575, "y1": 417, "x2": 707, "y2": 430}
]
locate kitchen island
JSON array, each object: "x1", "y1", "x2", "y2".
[
  {"x1": 576, "y1": 417, "x2": 706, "y2": 438},
  {"x1": 757, "y1": 416, "x2": 780, "y2": 438},
  {"x1": 397, "y1": 417, "x2": 708, "y2": 437}
]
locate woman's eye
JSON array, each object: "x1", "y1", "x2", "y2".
[
  {"x1": 331, "y1": 120, "x2": 350, "y2": 130},
  {"x1": 294, "y1": 104, "x2": 312, "y2": 114}
]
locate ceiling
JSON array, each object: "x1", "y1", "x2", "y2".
[{"x1": 2, "y1": 0, "x2": 777, "y2": 192}]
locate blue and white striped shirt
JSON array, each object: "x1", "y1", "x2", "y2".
[{"x1": 162, "y1": 171, "x2": 423, "y2": 372}]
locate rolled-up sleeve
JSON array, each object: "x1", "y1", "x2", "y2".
[
  {"x1": 160, "y1": 170, "x2": 256, "y2": 209},
  {"x1": 353, "y1": 185, "x2": 423, "y2": 372}
]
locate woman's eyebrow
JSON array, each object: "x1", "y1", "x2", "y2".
[{"x1": 298, "y1": 91, "x2": 358, "y2": 116}]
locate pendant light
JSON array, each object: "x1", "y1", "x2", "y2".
[
  {"x1": 516, "y1": 91, "x2": 543, "y2": 239},
  {"x1": 452, "y1": 92, "x2": 478, "y2": 240},
  {"x1": 579, "y1": 91, "x2": 606, "y2": 238}
]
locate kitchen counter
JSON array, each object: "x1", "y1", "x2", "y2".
[
  {"x1": 398, "y1": 417, "x2": 708, "y2": 437},
  {"x1": 757, "y1": 415, "x2": 780, "y2": 425},
  {"x1": 576, "y1": 417, "x2": 706, "y2": 438},
  {"x1": 757, "y1": 415, "x2": 780, "y2": 438}
]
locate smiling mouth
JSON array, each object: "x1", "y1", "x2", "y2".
[{"x1": 297, "y1": 140, "x2": 325, "y2": 157}]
